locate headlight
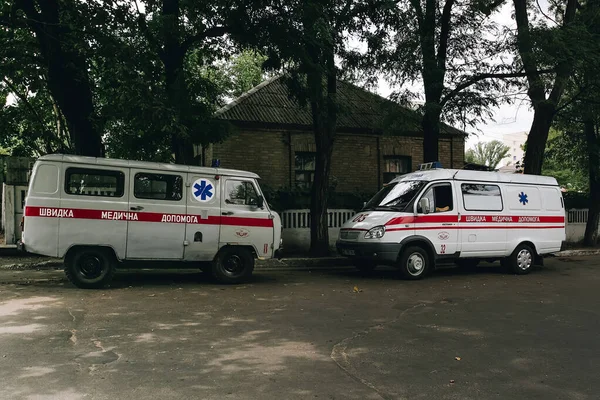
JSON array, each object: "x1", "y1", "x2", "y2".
[{"x1": 364, "y1": 226, "x2": 385, "y2": 239}]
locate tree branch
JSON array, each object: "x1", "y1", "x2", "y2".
[
  {"x1": 2, "y1": 77, "x2": 46, "y2": 132},
  {"x1": 548, "y1": 0, "x2": 578, "y2": 104},
  {"x1": 436, "y1": 0, "x2": 456, "y2": 70},
  {"x1": 180, "y1": 25, "x2": 229, "y2": 54},
  {"x1": 409, "y1": 0, "x2": 424, "y2": 25},
  {"x1": 441, "y1": 69, "x2": 554, "y2": 107},
  {"x1": 132, "y1": 0, "x2": 164, "y2": 59}
]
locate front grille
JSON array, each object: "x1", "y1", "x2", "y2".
[{"x1": 340, "y1": 230, "x2": 360, "y2": 240}]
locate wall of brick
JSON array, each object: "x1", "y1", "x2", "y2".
[
  {"x1": 211, "y1": 129, "x2": 289, "y2": 189},
  {"x1": 210, "y1": 126, "x2": 466, "y2": 193}
]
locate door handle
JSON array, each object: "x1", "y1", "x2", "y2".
[
  {"x1": 222, "y1": 211, "x2": 234, "y2": 216},
  {"x1": 130, "y1": 206, "x2": 144, "y2": 211},
  {"x1": 441, "y1": 223, "x2": 453, "y2": 226}
]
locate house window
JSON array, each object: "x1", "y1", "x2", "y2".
[
  {"x1": 383, "y1": 156, "x2": 411, "y2": 183},
  {"x1": 295, "y1": 152, "x2": 315, "y2": 189}
]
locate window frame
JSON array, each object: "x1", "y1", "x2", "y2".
[
  {"x1": 461, "y1": 183, "x2": 504, "y2": 212},
  {"x1": 417, "y1": 182, "x2": 454, "y2": 214},
  {"x1": 64, "y1": 167, "x2": 125, "y2": 198},
  {"x1": 383, "y1": 155, "x2": 412, "y2": 183},
  {"x1": 133, "y1": 172, "x2": 184, "y2": 201},
  {"x1": 294, "y1": 151, "x2": 316, "y2": 189},
  {"x1": 224, "y1": 179, "x2": 261, "y2": 207}
]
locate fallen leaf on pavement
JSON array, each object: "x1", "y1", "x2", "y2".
[
  {"x1": 455, "y1": 356, "x2": 461, "y2": 361},
  {"x1": 449, "y1": 380, "x2": 455, "y2": 384},
  {"x1": 353, "y1": 286, "x2": 362, "y2": 293}
]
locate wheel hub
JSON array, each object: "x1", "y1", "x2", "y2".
[
  {"x1": 517, "y1": 249, "x2": 532, "y2": 270},
  {"x1": 79, "y1": 255, "x2": 104, "y2": 279},
  {"x1": 224, "y1": 255, "x2": 243, "y2": 274},
  {"x1": 407, "y1": 253, "x2": 424, "y2": 275}
]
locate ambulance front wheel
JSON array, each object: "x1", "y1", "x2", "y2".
[
  {"x1": 212, "y1": 247, "x2": 255, "y2": 284},
  {"x1": 64, "y1": 247, "x2": 116, "y2": 289},
  {"x1": 398, "y1": 246, "x2": 430, "y2": 280}
]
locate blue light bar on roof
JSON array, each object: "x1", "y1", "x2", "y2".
[{"x1": 419, "y1": 162, "x2": 442, "y2": 170}]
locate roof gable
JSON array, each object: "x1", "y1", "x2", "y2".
[{"x1": 215, "y1": 75, "x2": 466, "y2": 137}]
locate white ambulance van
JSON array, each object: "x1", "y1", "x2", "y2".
[
  {"x1": 336, "y1": 164, "x2": 566, "y2": 279},
  {"x1": 19, "y1": 155, "x2": 282, "y2": 288}
]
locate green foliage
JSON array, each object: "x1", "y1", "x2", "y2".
[
  {"x1": 542, "y1": 129, "x2": 588, "y2": 192},
  {"x1": 465, "y1": 140, "x2": 511, "y2": 169}
]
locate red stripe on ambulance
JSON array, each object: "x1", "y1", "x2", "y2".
[
  {"x1": 25, "y1": 206, "x2": 273, "y2": 228},
  {"x1": 385, "y1": 214, "x2": 564, "y2": 227}
]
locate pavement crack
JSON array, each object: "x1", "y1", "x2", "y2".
[{"x1": 330, "y1": 303, "x2": 427, "y2": 400}]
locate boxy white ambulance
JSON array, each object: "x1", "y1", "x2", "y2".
[
  {"x1": 19, "y1": 155, "x2": 282, "y2": 288},
  {"x1": 336, "y1": 165, "x2": 566, "y2": 279}
]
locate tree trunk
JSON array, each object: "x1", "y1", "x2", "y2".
[
  {"x1": 20, "y1": 0, "x2": 103, "y2": 157},
  {"x1": 523, "y1": 104, "x2": 554, "y2": 174},
  {"x1": 161, "y1": 0, "x2": 195, "y2": 165},
  {"x1": 308, "y1": 53, "x2": 337, "y2": 257},
  {"x1": 422, "y1": 105, "x2": 441, "y2": 163},
  {"x1": 583, "y1": 120, "x2": 600, "y2": 246}
]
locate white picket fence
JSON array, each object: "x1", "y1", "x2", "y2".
[
  {"x1": 566, "y1": 209, "x2": 599, "y2": 242},
  {"x1": 281, "y1": 209, "x2": 355, "y2": 252}
]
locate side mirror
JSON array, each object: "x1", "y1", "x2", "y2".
[
  {"x1": 256, "y1": 196, "x2": 265, "y2": 209},
  {"x1": 419, "y1": 198, "x2": 430, "y2": 214}
]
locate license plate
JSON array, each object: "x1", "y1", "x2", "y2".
[{"x1": 341, "y1": 249, "x2": 355, "y2": 256}]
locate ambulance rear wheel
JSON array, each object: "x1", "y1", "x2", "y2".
[
  {"x1": 398, "y1": 246, "x2": 430, "y2": 280},
  {"x1": 65, "y1": 247, "x2": 116, "y2": 289},
  {"x1": 507, "y1": 243, "x2": 535, "y2": 275},
  {"x1": 213, "y1": 247, "x2": 255, "y2": 284}
]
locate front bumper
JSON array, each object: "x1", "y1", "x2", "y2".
[{"x1": 336, "y1": 240, "x2": 402, "y2": 264}]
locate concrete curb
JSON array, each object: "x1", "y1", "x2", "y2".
[
  {"x1": 555, "y1": 249, "x2": 600, "y2": 257},
  {"x1": 1, "y1": 260, "x2": 64, "y2": 271}
]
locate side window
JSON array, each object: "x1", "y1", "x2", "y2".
[
  {"x1": 461, "y1": 184, "x2": 503, "y2": 211},
  {"x1": 225, "y1": 180, "x2": 258, "y2": 206},
  {"x1": 418, "y1": 183, "x2": 453, "y2": 213},
  {"x1": 65, "y1": 167, "x2": 125, "y2": 197},
  {"x1": 134, "y1": 173, "x2": 183, "y2": 201}
]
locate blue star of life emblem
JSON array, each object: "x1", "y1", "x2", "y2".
[
  {"x1": 193, "y1": 180, "x2": 213, "y2": 201},
  {"x1": 518, "y1": 192, "x2": 528, "y2": 205}
]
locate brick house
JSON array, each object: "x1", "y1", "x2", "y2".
[{"x1": 204, "y1": 76, "x2": 466, "y2": 194}]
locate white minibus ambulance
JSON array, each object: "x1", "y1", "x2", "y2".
[
  {"x1": 19, "y1": 155, "x2": 282, "y2": 288},
  {"x1": 336, "y1": 164, "x2": 566, "y2": 279}
]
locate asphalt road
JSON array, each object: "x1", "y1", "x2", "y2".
[{"x1": 0, "y1": 257, "x2": 598, "y2": 400}]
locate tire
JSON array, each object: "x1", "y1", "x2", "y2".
[
  {"x1": 353, "y1": 259, "x2": 377, "y2": 274},
  {"x1": 507, "y1": 243, "x2": 535, "y2": 275},
  {"x1": 64, "y1": 247, "x2": 116, "y2": 289},
  {"x1": 212, "y1": 247, "x2": 255, "y2": 284},
  {"x1": 398, "y1": 246, "x2": 430, "y2": 280},
  {"x1": 456, "y1": 259, "x2": 479, "y2": 270}
]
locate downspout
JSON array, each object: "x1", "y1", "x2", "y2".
[
  {"x1": 450, "y1": 138, "x2": 454, "y2": 168},
  {"x1": 288, "y1": 131, "x2": 293, "y2": 188},
  {"x1": 376, "y1": 136, "x2": 381, "y2": 188}
]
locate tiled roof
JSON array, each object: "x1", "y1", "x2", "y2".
[{"x1": 215, "y1": 75, "x2": 466, "y2": 137}]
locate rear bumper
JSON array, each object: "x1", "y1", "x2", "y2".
[{"x1": 336, "y1": 240, "x2": 402, "y2": 264}]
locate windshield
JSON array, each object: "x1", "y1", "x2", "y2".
[{"x1": 363, "y1": 181, "x2": 426, "y2": 212}]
